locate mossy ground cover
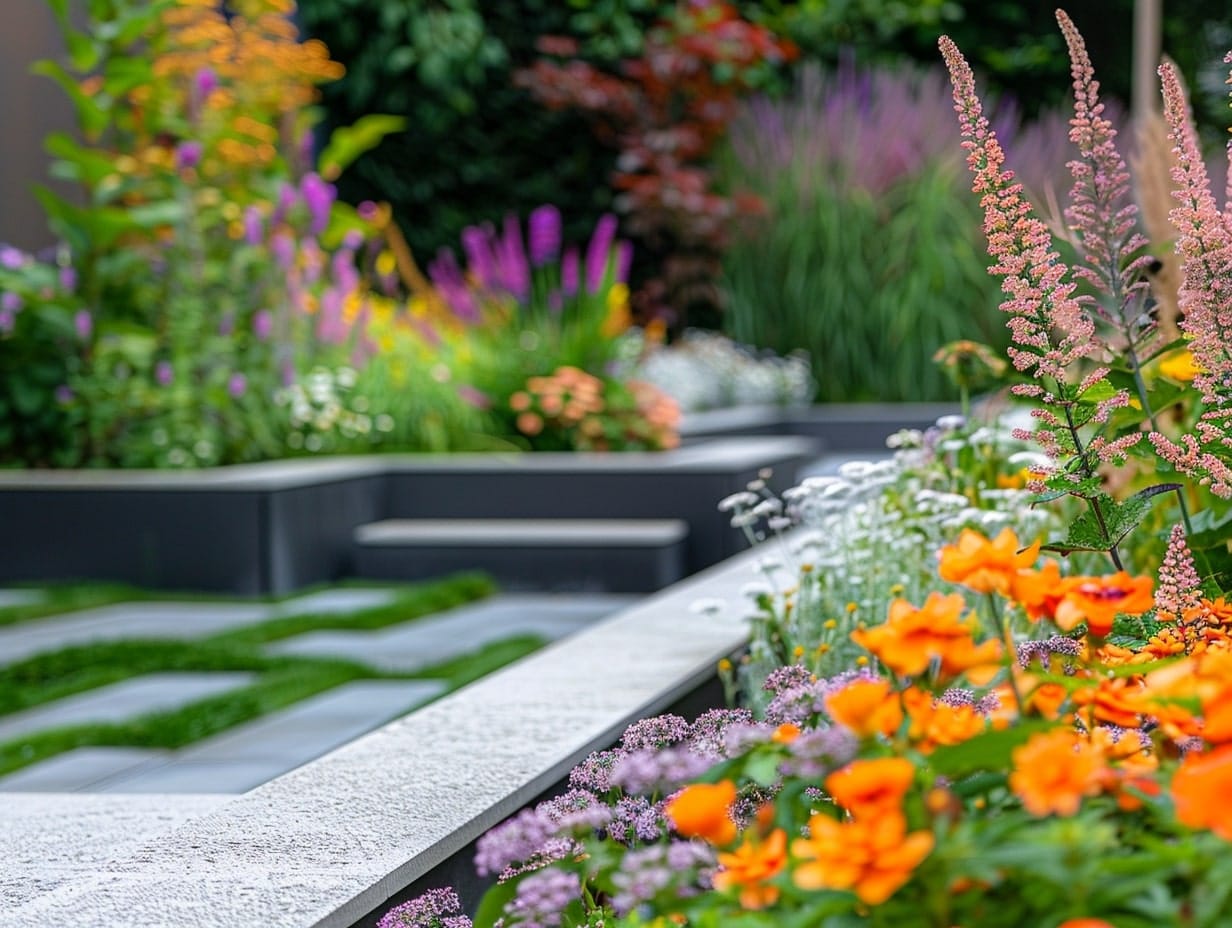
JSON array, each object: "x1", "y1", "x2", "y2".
[{"x1": 0, "y1": 572, "x2": 545, "y2": 777}]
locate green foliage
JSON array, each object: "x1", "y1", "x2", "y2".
[{"x1": 298, "y1": 0, "x2": 662, "y2": 263}]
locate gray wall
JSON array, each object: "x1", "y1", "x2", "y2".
[{"x1": 0, "y1": 2, "x2": 76, "y2": 251}]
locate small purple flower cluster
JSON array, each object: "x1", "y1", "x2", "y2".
[
  {"x1": 609, "y1": 841, "x2": 716, "y2": 915},
  {"x1": 377, "y1": 888, "x2": 472, "y2": 928}
]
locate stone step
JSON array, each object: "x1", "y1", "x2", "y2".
[
  {"x1": 0, "y1": 747, "x2": 169, "y2": 792},
  {"x1": 0, "y1": 672, "x2": 257, "y2": 743},
  {"x1": 353, "y1": 519, "x2": 689, "y2": 593}
]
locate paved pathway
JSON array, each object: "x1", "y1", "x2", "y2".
[
  {"x1": 0, "y1": 590, "x2": 636, "y2": 794},
  {"x1": 0, "y1": 588, "x2": 397, "y2": 667}
]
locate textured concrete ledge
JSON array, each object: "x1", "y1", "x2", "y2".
[{"x1": 0, "y1": 542, "x2": 764, "y2": 928}]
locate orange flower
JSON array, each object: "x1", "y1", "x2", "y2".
[
  {"x1": 823, "y1": 678, "x2": 903, "y2": 738},
  {"x1": 1010, "y1": 558, "x2": 1066, "y2": 620},
  {"x1": 665, "y1": 780, "x2": 737, "y2": 845},
  {"x1": 713, "y1": 828, "x2": 787, "y2": 910},
  {"x1": 1171, "y1": 744, "x2": 1232, "y2": 840},
  {"x1": 771, "y1": 723, "x2": 801, "y2": 744},
  {"x1": 903, "y1": 688, "x2": 987, "y2": 751},
  {"x1": 851, "y1": 592, "x2": 1003, "y2": 684},
  {"x1": 938, "y1": 527, "x2": 1041, "y2": 596},
  {"x1": 1009, "y1": 728, "x2": 1106, "y2": 816},
  {"x1": 792, "y1": 811, "x2": 933, "y2": 905},
  {"x1": 825, "y1": 758, "x2": 916, "y2": 817},
  {"x1": 1053, "y1": 573, "x2": 1154, "y2": 637}
]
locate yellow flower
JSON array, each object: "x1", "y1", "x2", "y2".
[{"x1": 1159, "y1": 349, "x2": 1200, "y2": 382}]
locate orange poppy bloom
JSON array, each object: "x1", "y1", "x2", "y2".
[
  {"x1": 665, "y1": 780, "x2": 737, "y2": 845},
  {"x1": 824, "y1": 757, "x2": 916, "y2": 817},
  {"x1": 1009, "y1": 728, "x2": 1107, "y2": 817},
  {"x1": 792, "y1": 811, "x2": 934, "y2": 905},
  {"x1": 1171, "y1": 744, "x2": 1232, "y2": 840},
  {"x1": 713, "y1": 827, "x2": 788, "y2": 910},
  {"x1": 1053, "y1": 573, "x2": 1154, "y2": 637},
  {"x1": 823, "y1": 677, "x2": 903, "y2": 739},
  {"x1": 1010, "y1": 558, "x2": 1066, "y2": 620},
  {"x1": 938, "y1": 527, "x2": 1041, "y2": 596},
  {"x1": 851, "y1": 592, "x2": 1003, "y2": 684}
]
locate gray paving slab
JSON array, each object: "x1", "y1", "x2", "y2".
[
  {"x1": 0, "y1": 747, "x2": 168, "y2": 792},
  {"x1": 265, "y1": 593, "x2": 638, "y2": 671},
  {"x1": 0, "y1": 589, "x2": 43, "y2": 608},
  {"x1": 0, "y1": 793, "x2": 230, "y2": 907},
  {"x1": 0, "y1": 602, "x2": 271, "y2": 666},
  {"x1": 273, "y1": 587, "x2": 397, "y2": 616},
  {"x1": 94, "y1": 679, "x2": 446, "y2": 794},
  {"x1": 0, "y1": 672, "x2": 257, "y2": 743}
]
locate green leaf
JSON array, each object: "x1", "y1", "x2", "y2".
[
  {"x1": 1077, "y1": 378, "x2": 1120, "y2": 404},
  {"x1": 30, "y1": 60, "x2": 108, "y2": 138},
  {"x1": 929, "y1": 721, "x2": 1053, "y2": 778},
  {"x1": 317, "y1": 114, "x2": 407, "y2": 181},
  {"x1": 472, "y1": 875, "x2": 519, "y2": 928},
  {"x1": 744, "y1": 751, "x2": 781, "y2": 788}
]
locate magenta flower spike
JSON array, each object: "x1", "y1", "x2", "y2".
[
  {"x1": 585, "y1": 213, "x2": 618, "y2": 293},
  {"x1": 528, "y1": 204, "x2": 562, "y2": 267}
]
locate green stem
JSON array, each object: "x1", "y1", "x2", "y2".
[{"x1": 987, "y1": 593, "x2": 1025, "y2": 717}]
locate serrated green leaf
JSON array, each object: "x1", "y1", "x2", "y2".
[{"x1": 1077, "y1": 378, "x2": 1120, "y2": 404}]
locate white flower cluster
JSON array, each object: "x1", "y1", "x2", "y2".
[
  {"x1": 625, "y1": 329, "x2": 815, "y2": 413},
  {"x1": 275, "y1": 366, "x2": 394, "y2": 452}
]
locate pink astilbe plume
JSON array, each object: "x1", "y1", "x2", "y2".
[
  {"x1": 1154, "y1": 523, "x2": 1203, "y2": 622},
  {"x1": 939, "y1": 35, "x2": 1127, "y2": 474},
  {"x1": 1149, "y1": 59, "x2": 1232, "y2": 497},
  {"x1": 1057, "y1": 10, "x2": 1155, "y2": 353}
]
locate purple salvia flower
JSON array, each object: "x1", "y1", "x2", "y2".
[
  {"x1": 560, "y1": 245, "x2": 580, "y2": 297},
  {"x1": 155, "y1": 361, "x2": 173, "y2": 386},
  {"x1": 584, "y1": 213, "x2": 618, "y2": 293},
  {"x1": 243, "y1": 206, "x2": 264, "y2": 246},
  {"x1": 461, "y1": 225, "x2": 498, "y2": 289},
  {"x1": 299, "y1": 172, "x2": 336, "y2": 236},
  {"x1": 527, "y1": 204, "x2": 561, "y2": 267},
  {"x1": 74, "y1": 309, "x2": 92, "y2": 340},
  {"x1": 331, "y1": 248, "x2": 359, "y2": 293},
  {"x1": 378, "y1": 887, "x2": 472, "y2": 928},
  {"x1": 316, "y1": 288, "x2": 346, "y2": 344},
  {"x1": 1, "y1": 292, "x2": 22, "y2": 313},
  {"x1": 620, "y1": 714, "x2": 691, "y2": 751},
  {"x1": 427, "y1": 249, "x2": 480, "y2": 322},
  {"x1": 175, "y1": 141, "x2": 203, "y2": 171},
  {"x1": 252, "y1": 309, "x2": 273, "y2": 341},
  {"x1": 496, "y1": 213, "x2": 530, "y2": 301},
  {"x1": 615, "y1": 239, "x2": 633, "y2": 283},
  {"x1": 505, "y1": 868, "x2": 580, "y2": 928},
  {"x1": 192, "y1": 67, "x2": 218, "y2": 103},
  {"x1": 227, "y1": 373, "x2": 247, "y2": 399},
  {"x1": 273, "y1": 182, "x2": 298, "y2": 225},
  {"x1": 58, "y1": 266, "x2": 76, "y2": 292},
  {"x1": 301, "y1": 240, "x2": 325, "y2": 285},
  {"x1": 270, "y1": 232, "x2": 296, "y2": 270}
]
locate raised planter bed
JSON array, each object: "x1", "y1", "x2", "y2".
[
  {"x1": 678, "y1": 402, "x2": 960, "y2": 450},
  {"x1": 0, "y1": 437, "x2": 815, "y2": 595}
]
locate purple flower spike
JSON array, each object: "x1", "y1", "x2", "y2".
[
  {"x1": 561, "y1": 245, "x2": 580, "y2": 297},
  {"x1": 615, "y1": 239, "x2": 633, "y2": 283},
  {"x1": 272, "y1": 182, "x2": 298, "y2": 225},
  {"x1": 155, "y1": 361, "x2": 173, "y2": 386},
  {"x1": 299, "y1": 172, "x2": 336, "y2": 236},
  {"x1": 252, "y1": 309, "x2": 273, "y2": 341},
  {"x1": 227, "y1": 373, "x2": 247, "y2": 398},
  {"x1": 175, "y1": 141, "x2": 203, "y2": 172},
  {"x1": 461, "y1": 225, "x2": 497, "y2": 289},
  {"x1": 58, "y1": 266, "x2": 77, "y2": 292},
  {"x1": 497, "y1": 213, "x2": 530, "y2": 301},
  {"x1": 528, "y1": 204, "x2": 562, "y2": 267},
  {"x1": 270, "y1": 232, "x2": 296, "y2": 271},
  {"x1": 243, "y1": 206, "x2": 264, "y2": 246},
  {"x1": 74, "y1": 309, "x2": 92, "y2": 340},
  {"x1": 1, "y1": 291, "x2": 22, "y2": 313},
  {"x1": 585, "y1": 213, "x2": 618, "y2": 293},
  {"x1": 193, "y1": 67, "x2": 218, "y2": 102}
]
